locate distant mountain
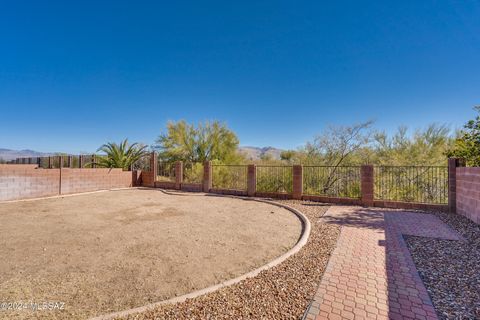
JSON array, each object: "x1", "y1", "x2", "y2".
[
  {"x1": 0, "y1": 148, "x2": 55, "y2": 161},
  {"x1": 238, "y1": 146, "x2": 284, "y2": 161},
  {"x1": 1, "y1": 146, "x2": 285, "y2": 162}
]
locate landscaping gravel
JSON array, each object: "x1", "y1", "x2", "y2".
[
  {"x1": 118, "y1": 200, "x2": 340, "y2": 320},
  {"x1": 405, "y1": 211, "x2": 480, "y2": 320}
]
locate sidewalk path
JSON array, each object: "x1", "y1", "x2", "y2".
[{"x1": 303, "y1": 206, "x2": 463, "y2": 320}]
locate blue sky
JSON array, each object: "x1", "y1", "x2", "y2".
[{"x1": 0, "y1": 1, "x2": 479, "y2": 153}]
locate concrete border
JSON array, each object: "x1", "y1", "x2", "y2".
[{"x1": 89, "y1": 189, "x2": 311, "y2": 320}]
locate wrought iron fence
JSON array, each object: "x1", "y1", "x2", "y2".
[
  {"x1": 183, "y1": 162, "x2": 203, "y2": 184},
  {"x1": 374, "y1": 166, "x2": 448, "y2": 204},
  {"x1": 157, "y1": 161, "x2": 176, "y2": 182},
  {"x1": 256, "y1": 165, "x2": 292, "y2": 193},
  {"x1": 132, "y1": 155, "x2": 151, "y2": 171},
  {"x1": 303, "y1": 166, "x2": 361, "y2": 198},
  {"x1": 212, "y1": 165, "x2": 248, "y2": 190}
]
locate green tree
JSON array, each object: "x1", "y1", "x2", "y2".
[
  {"x1": 301, "y1": 121, "x2": 374, "y2": 195},
  {"x1": 280, "y1": 150, "x2": 296, "y2": 163},
  {"x1": 374, "y1": 124, "x2": 452, "y2": 166},
  {"x1": 447, "y1": 106, "x2": 480, "y2": 166},
  {"x1": 92, "y1": 139, "x2": 149, "y2": 170},
  {"x1": 155, "y1": 120, "x2": 242, "y2": 163},
  {"x1": 304, "y1": 120, "x2": 374, "y2": 166}
]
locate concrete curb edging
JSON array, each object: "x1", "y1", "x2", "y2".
[{"x1": 89, "y1": 190, "x2": 311, "y2": 320}]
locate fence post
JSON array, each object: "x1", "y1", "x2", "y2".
[
  {"x1": 79, "y1": 155, "x2": 84, "y2": 168},
  {"x1": 247, "y1": 164, "x2": 256, "y2": 197},
  {"x1": 48, "y1": 156, "x2": 52, "y2": 168},
  {"x1": 175, "y1": 161, "x2": 183, "y2": 190},
  {"x1": 67, "y1": 156, "x2": 72, "y2": 168},
  {"x1": 59, "y1": 156, "x2": 63, "y2": 168},
  {"x1": 91, "y1": 154, "x2": 96, "y2": 168},
  {"x1": 448, "y1": 158, "x2": 465, "y2": 213},
  {"x1": 361, "y1": 165, "x2": 374, "y2": 207},
  {"x1": 150, "y1": 152, "x2": 157, "y2": 186},
  {"x1": 292, "y1": 165, "x2": 303, "y2": 200},
  {"x1": 203, "y1": 161, "x2": 212, "y2": 192}
]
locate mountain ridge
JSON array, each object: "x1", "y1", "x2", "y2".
[{"x1": 1, "y1": 146, "x2": 286, "y2": 161}]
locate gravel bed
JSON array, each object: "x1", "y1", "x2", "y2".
[
  {"x1": 117, "y1": 200, "x2": 340, "y2": 320},
  {"x1": 405, "y1": 211, "x2": 480, "y2": 320}
]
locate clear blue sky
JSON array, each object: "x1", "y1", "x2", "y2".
[{"x1": 0, "y1": 1, "x2": 479, "y2": 153}]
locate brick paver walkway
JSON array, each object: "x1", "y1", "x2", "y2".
[{"x1": 304, "y1": 206, "x2": 463, "y2": 320}]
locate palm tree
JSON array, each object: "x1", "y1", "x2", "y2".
[{"x1": 91, "y1": 139, "x2": 149, "y2": 170}]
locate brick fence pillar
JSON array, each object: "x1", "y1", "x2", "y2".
[
  {"x1": 361, "y1": 165, "x2": 374, "y2": 207},
  {"x1": 247, "y1": 164, "x2": 256, "y2": 197},
  {"x1": 448, "y1": 158, "x2": 466, "y2": 213},
  {"x1": 175, "y1": 161, "x2": 183, "y2": 190},
  {"x1": 203, "y1": 161, "x2": 212, "y2": 192},
  {"x1": 150, "y1": 152, "x2": 157, "y2": 186},
  {"x1": 292, "y1": 165, "x2": 303, "y2": 200}
]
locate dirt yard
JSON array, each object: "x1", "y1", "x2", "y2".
[{"x1": 0, "y1": 189, "x2": 301, "y2": 319}]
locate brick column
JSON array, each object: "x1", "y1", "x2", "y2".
[
  {"x1": 247, "y1": 164, "x2": 256, "y2": 197},
  {"x1": 175, "y1": 161, "x2": 183, "y2": 190},
  {"x1": 448, "y1": 158, "x2": 466, "y2": 213},
  {"x1": 150, "y1": 152, "x2": 157, "y2": 186},
  {"x1": 292, "y1": 165, "x2": 303, "y2": 200},
  {"x1": 203, "y1": 161, "x2": 212, "y2": 192},
  {"x1": 361, "y1": 165, "x2": 374, "y2": 207}
]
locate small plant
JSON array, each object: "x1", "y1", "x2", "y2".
[{"x1": 92, "y1": 139, "x2": 149, "y2": 170}]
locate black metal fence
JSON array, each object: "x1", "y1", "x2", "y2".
[
  {"x1": 183, "y1": 162, "x2": 203, "y2": 184},
  {"x1": 11, "y1": 155, "x2": 103, "y2": 169},
  {"x1": 157, "y1": 161, "x2": 176, "y2": 182},
  {"x1": 8, "y1": 155, "x2": 451, "y2": 206},
  {"x1": 256, "y1": 165, "x2": 292, "y2": 193},
  {"x1": 212, "y1": 164, "x2": 248, "y2": 190},
  {"x1": 374, "y1": 166, "x2": 448, "y2": 204},
  {"x1": 303, "y1": 166, "x2": 361, "y2": 198}
]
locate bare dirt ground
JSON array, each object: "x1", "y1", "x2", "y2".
[
  {"x1": 118, "y1": 200, "x2": 339, "y2": 320},
  {"x1": 0, "y1": 189, "x2": 301, "y2": 319}
]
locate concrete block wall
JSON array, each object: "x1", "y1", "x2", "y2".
[
  {"x1": 0, "y1": 165, "x2": 60, "y2": 201},
  {"x1": 0, "y1": 165, "x2": 132, "y2": 201},
  {"x1": 60, "y1": 168, "x2": 132, "y2": 195},
  {"x1": 456, "y1": 167, "x2": 480, "y2": 224}
]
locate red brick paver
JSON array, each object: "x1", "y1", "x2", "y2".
[{"x1": 304, "y1": 207, "x2": 463, "y2": 320}]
